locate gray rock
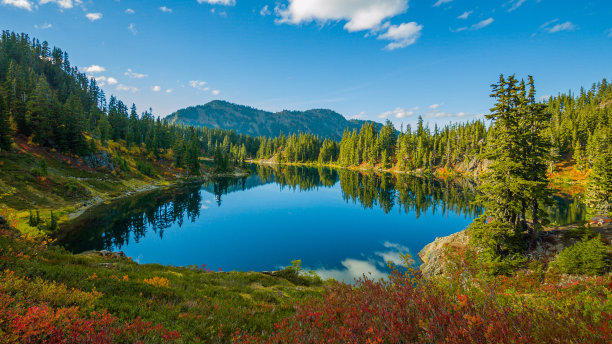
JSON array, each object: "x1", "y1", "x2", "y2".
[
  {"x1": 418, "y1": 230, "x2": 469, "y2": 278},
  {"x1": 82, "y1": 151, "x2": 115, "y2": 171}
]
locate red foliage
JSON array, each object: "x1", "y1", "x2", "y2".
[
  {"x1": 0, "y1": 291, "x2": 180, "y2": 344},
  {"x1": 234, "y1": 270, "x2": 611, "y2": 344}
]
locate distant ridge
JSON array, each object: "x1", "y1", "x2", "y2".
[{"x1": 164, "y1": 100, "x2": 380, "y2": 140}]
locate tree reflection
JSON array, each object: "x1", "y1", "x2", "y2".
[{"x1": 59, "y1": 164, "x2": 582, "y2": 253}]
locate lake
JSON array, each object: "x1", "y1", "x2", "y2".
[{"x1": 58, "y1": 164, "x2": 585, "y2": 282}]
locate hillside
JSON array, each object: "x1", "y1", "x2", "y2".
[{"x1": 165, "y1": 100, "x2": 379, "y2": 140}]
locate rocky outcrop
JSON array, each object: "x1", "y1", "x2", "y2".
[
  {"x1": 419, "y1": 224, "x2": 612, "y2": 278},
  {"x1": 82, "y1": 151, "x2": 114, "y2": 171},
  {"x1": 418, "y1": 230, "x2": 469, "y2": 278},
  {"x1": 526, "y1": 224, "x2": 612, "y2": 263},
  {"x1": 79, "y1": 250, "x2": 127, "y2": 260}
]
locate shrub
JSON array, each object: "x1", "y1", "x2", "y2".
[
  {"x1": 468, "y1": 217, "x2": 526, "y2": 275},
  {"x1": 0, "y1": 270, "x2": 101, "y2": 309},
  {"x1": 234, "y1": 262, "x2": 611, "y2": 344},
  {"x1": 273, "y1": 260, "x2": 322, "y2": 286},
  {"x1": 143, "y1": 276, "x2": 170, "y2": 288},
  {"x1": 551, "y1": 235, "x2": 610, "y2": 275},
  {"x1": 136, "y1": 160, "x2": 156, "y2": 177}
]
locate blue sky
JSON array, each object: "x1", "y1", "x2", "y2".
[{"x1": 1, "y1": 0, "x2": 611, "y2": 128}]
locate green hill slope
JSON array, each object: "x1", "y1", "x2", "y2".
[{"x1": 165, "y1": 100, "x2": 379, "y2": 140}]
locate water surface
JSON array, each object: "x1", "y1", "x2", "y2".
[{"x1": 59, "y1": 165, "x2": 584, "y2": 282}]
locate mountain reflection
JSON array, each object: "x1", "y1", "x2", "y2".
[{"x1": 58, "y1": 164, "x2": 580, "y2": 255}]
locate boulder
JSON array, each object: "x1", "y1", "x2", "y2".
[{"x1": 418, "y1": 230, "x2": 469, "y2": 278}]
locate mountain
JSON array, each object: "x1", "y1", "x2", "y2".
[{"x1": 164, "y1": 100, "x2": 380, "y2": 140}]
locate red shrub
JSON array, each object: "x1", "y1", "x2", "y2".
[
  {"x1": 0, "y1": 291, "x2": 180, "y2": 344},
  {"x1": 234, "y1": 270, "x2": 611, "y2": 344}
]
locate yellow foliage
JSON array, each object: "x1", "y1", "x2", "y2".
[{"x1": 143, "y1": 276, "x2": 170, "y2": 288}]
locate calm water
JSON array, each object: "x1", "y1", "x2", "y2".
[{"x1": 58, "y1": 165, "x2": 585, "y2": 282}]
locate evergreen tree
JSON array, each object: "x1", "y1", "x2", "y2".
[
  {"x1": 0, "y1": 86, "x2": 12, "y2": 150},
  {"x1": 585, "y1": 138, "x2": 612, "y2": 215},
  {"x1": 186, "y1": 135, "x2": 201, "y2": 176}
]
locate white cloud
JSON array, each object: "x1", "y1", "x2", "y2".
[
  {"x1": 547, "y1": 21, "x2": 575, "y2": 33},
  {"x1": 86, "y1": 12, "x2": 102, "y2": 21},
  {"x1": 116, "y1": 84, "x2": 138, "y2": 93},
  {"x1": 197, "y1": 0, "x2": 235, "y2": 5},
  {"x1": 2, "y1": 0, "x2": 33, "y2": 11},
  {"x1": 352, "y1": 111, "x2": 366, "y2": 119},
  {"x1": 426, "y1": 110, "x2": 473, "y2": 118},
  {"x1": 471, "y1": 17, "x2": 494, "y2": 30},
  {"x1": 4, "y1": 0, "x2": 84, "y2": 11},
  {"x1": 152, "y1": 85, "x2": 162, "y2": 92},
  {"x1": 260, "y1": 5, "x2": 270, "y2": 16},
  {"x1": 539, "y1": 19, "x2": 575, "y2": 34},
  {"x1": 455, "y1": 17, "x2": 494, "y2": 32},
  {"x1": 91, "y1": 75, "x2": 106, "y2": 86},
  {"x1": 34, "y1": 23, "x2": 53, "y2": 29},
  {"x1": 276, "y1": 0, "x2": 409, "y2": 32},
  {"x1": 39, "y1": 0, "x2": 77, "y2": 9},
  {"x1": 538, "y1": 95, "x2": 551, "y2": 101},
  {"x1": 128, "y1": 23, "x2": 137, "y2": 35},
  {"x1": 189, "y1": 80, "x2": 208, "y2": 90},
  {"x1": 82, "y1": 65, "x2": 105, "y2": 73},
  {"x1": 91, "y1": 75, "x2": 116, "y2": 86},
  {"x1": 165, "y1": 89, "x2": 173, "y2": 93},
  {"x1": 189, "y1": 80, "x2": 219, "y2": 94},
  {"x1": 125, "y1": 8, "x2": 134, "y2": 14},
  {"x1": 508, "y1": 0, "x2": 527, "y2": 12},
  {"x1": 378, "y1": 107, "x2": 414, "y2": 119},
  {"x1": 429, "y1": 103, "x2": 441, "y2": 109},
  {"x1": 433, "y1": 0, "x2": 452, "y2": 7},
  {"x1": 159, "y1": 6, "x2": 172, "y2": 13},
  {"x1": 377, "y1": 21, "x2": 422, "y2": 50},
  {"x1": 457, "y1": 11, "x2": 472, "y2": 19},
  {"x1": 125, "y1": 68, "x2": 147, "y2": 79}
]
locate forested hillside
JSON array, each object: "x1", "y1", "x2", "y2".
[
  {"x1": 1, "y1": 31, "x2": 610, "y2": 213},
  {"x1": 165, "y1": 100, "x2": 378, "y2": 140},
  {"x1": 252, "y1": 78, "x2": 611, "y2": 214}
]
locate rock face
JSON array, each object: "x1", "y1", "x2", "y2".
[
  {"x1": 418, "y1": 230, "x2": 469, "y2": 278},
  {"x1": 82, "y1": 151, "x2": 114, "y2": 171}
]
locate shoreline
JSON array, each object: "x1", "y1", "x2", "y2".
[
  {"x1": 65, "y1": 169, "x2": 251, "y2": 222},
  {"x1": 248, "y1": 159, "x2": 464, "y2": 179}
]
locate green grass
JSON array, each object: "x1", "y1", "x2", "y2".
[{"x1": 0, "y1": 228, "x2": 325, "y2": 343}]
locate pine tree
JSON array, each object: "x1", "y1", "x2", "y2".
[
  {"x1": 186, "y1": 136, "x2": 201, "y2": 176},
  {"x1": 478, "y1": 75, "x2": 553, "y2": 253},
  {"x1": 0, "y1": 86, "x2": 13, "y2": 150},
  {"x1": 585, "y1": 137, "x2": 612, "y2": 215}
]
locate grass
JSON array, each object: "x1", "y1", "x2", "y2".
[{"x1": 0, "y1": 226, "x2": 325, "y2": 343}]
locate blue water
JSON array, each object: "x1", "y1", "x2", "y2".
[{"x1": 59, "y1": 165, "x2": 582, "y2": 282}]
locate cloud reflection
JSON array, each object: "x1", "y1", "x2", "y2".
[{"x1": 310, "y1": 241, "x2": 411, "y2": 283}]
